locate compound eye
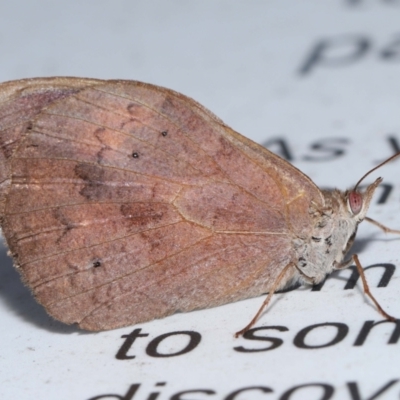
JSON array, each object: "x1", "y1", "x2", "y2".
[{"x1": 349, "y1": 191, "x2": 363, "y2": 215}]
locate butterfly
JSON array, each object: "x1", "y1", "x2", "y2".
[{"x1": 0, "y1": 77, "x2": 396, "y2": 333}]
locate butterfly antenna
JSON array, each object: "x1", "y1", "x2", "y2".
[{"x1": 354, "y1": 151, "x2": 400, "y2": 191}]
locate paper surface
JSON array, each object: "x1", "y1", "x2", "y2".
[{"x1": 1, "y1": 1, "x2": 400, "y2": 399}]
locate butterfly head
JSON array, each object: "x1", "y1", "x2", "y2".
[{"x1": 346, "y1": 177, "x2": 382, "y2": 223}]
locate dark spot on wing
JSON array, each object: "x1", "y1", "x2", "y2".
[
  {"x1": 53, "y1": 208, "x2": 76, "y2": 244},
  {"x1": 75, "y1": 163, "x2": 105, "y2": 201},
  {"x1": 120, "y1": 203, "x2": 166, "y2": 228}
]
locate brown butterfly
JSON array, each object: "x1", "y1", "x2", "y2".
[{"x1": 0, "y1": 77, "x2": 397, "y2": 334}]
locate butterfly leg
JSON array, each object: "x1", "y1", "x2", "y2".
[
  {"x1": 343, "y1": 254, "x2": 396, "y2": 322},
  {"x1": 365, "y1": 216, "x2": 400, "y2": 234},
  {"x1": 235, "y1": 262, "x2": 294, "y2": 338},
  {"x1": 334, "y1": 257, "x2": 354, "y2": 270}
]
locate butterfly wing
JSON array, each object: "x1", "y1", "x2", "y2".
[{"x1": 0, "y1": 79, "x2": 323, "y2": 330}]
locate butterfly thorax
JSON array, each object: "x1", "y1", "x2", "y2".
[{"x1": 292, "y1": 189, "x2": 361, "y2": 285}]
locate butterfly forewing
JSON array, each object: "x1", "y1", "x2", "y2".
[{"x1": 0, "y1": 79, "x2": 323, "y2": 330}]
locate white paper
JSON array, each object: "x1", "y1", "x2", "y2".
[{"x1": 1, "y1": 1, "x2": 400, "y2": 399}]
